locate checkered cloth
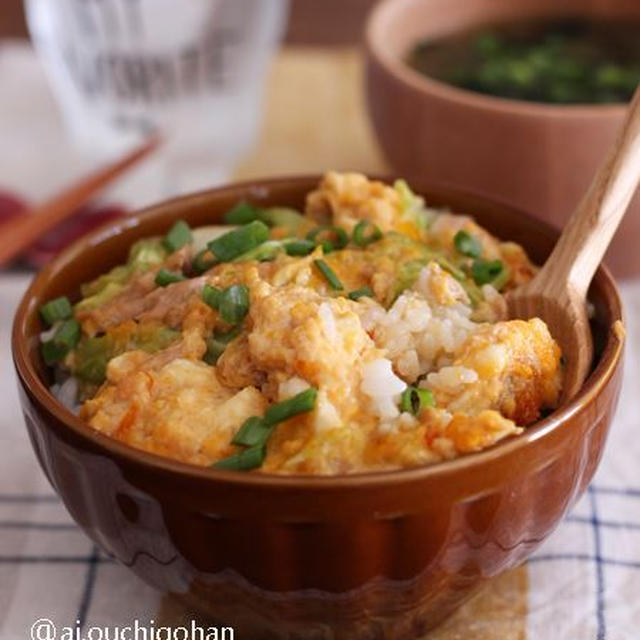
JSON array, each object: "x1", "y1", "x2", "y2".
[{"x1": 1, "y1": 274, "x2": 639, "y2": 640}]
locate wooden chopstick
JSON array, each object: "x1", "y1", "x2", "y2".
[{"x1": 0, "y1": 135, "x2": 161, "y2": 268}]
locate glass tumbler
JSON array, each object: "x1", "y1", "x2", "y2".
[{"x1": 25, "y1": 0, "x2": 289, "y2": 194}]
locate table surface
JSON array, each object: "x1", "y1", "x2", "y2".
[{"x1": 1, "y1": 45, "x2": 640, "y2": 640}]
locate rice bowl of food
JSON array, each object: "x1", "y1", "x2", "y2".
[
  {"x1": 36, "y1": 173, "x2": 562, "y2": 474},
  {"x1": 12, "y1": 174, "x2": 624, "y2": 638}
]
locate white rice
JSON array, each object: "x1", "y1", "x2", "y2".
[
  {"x1": 369, "y1": 286, "x2": 477, "y2": 383},
  {"x1": 361, "y1": 358, "x2": 406, "y2": 422},
  {"x1": 318, "y1": 302, "x2": 337, "y2": 342},
  {"x1": 278, "y1": 376, "x2": 311, "y2": 400},
  {"x1": 51, "y1": 376, "x2": 80, "y2": 414},
  {"x1": 354, "y1": 262, "x2": 511, "y2": 432}
]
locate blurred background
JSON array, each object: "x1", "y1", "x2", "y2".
[
  {"x1": 0, "y1": 0, "x2": 385, "y2": 271},
  {"x1": 0, "y1": 0, "x2": 379, "y2": 44}
]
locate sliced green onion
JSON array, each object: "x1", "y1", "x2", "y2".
[
  {"x1": 218, "y1": 284, "x2": 250, "y2": 325},
  {"x1": 223, "y1": 204, "x2": 305, "y2": 232},
  {"x1": 261, "y1": 207, "x2": 305, "y2": 232},
  {"x1": 163, "y1": 220, "x2": 192, "y2": 252},
  {"x1": 40, "y1": 340, "x2": 69, "y2": 367},
  {"x1": 471, "y1": 259, "x2": 505, "y2": 286},
  {"x1": 212, "y1": 445, "x2": 265, "y2": 471},
  {"x1": 306, "y1": 225, "x2": 348, "y2": 253},
  {"x1": 155, "y1": 269, "x2": 187, "y2": 287},
  {"x1": 73, "y1": 335, "x2": 114, "y2": 384},
  {"x1": 488, "y1": 263, "x2": 510, "y2": 291},
  {"x1": 41, "y1": 318, "x2": 81, "y2": 365},
  {"x1": 232, "y1": 416, "x2": 272, "y2": 447},
  {"x1": 283, "y1": 239, "x2": 315, "y2": 256},
  {"x1": 39, "y1": 296, "x2": 72, "y2": 327},
  {"x1": 459, "y1": 279, "x2": 483, "y2": 308},
  {"x1": 202, "y1": 284, "x2": 222, "y2": 310},
  {"x1": 55, "y1": 318, "x2": 81, "y2": 347},
  {"x1": 348, "y1": 286, "x2": 374, "y2": 301},
  {"x1": 223, "y1": 201, "x2": 264, "y2": 225},
  {"x1": 400, "y1": 387, "x2": 435, "y2": 415},
  {"x1": 41, "y1": 341, "x2": 69, "y2": 366},
  {"x1": 203, "y1": 326, "x2": 242, "y2": 365},
  {"x1": 232, "y1": 240, "x2": 284, "y2": 263},
  {"x1": 454, "y1": 230, "x2": 482, "y2": 258},
  {"x1": 434, "y1": 255, "x2": 466, "y2": 281},
  {"x1": 208, "y1": 220, "x2": 270, "y2": 262},
  {"x1": 217, "y1": 387, "x2": 318, "y2": 472},
  {"x1": 265, "y1": 387, "x2": 318, "y2": 425},
  {"x1": 192, "y1": 249, "x2": 216, "y2": 274},
  {"x1": 352, "y1": 220, "x2": 382, "y2": 247},
  {"x1": 313, "y1": 259, "x2": 343, "y2": 290}
]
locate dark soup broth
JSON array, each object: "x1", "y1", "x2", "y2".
[{"x1": 407, "y1": 17, "x2": 640, "y2": 104}]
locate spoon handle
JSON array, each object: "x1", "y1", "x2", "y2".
[{"x1": 538, "y1": 85, "x2": 640, "y2": 298}]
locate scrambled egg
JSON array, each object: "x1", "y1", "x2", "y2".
[{"x1": 70, "y1": 172, "x2": 563, "y2": 474}]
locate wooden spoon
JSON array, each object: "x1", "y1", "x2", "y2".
[
  {"x1": 507, "y1": 86, "x2": 640, "y2": 402},
  {"x1": 0, "y1": 135, "x2": 160, "y2": 268}
]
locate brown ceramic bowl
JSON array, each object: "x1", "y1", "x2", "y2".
[
  {"x1": 365, "y1": 0, "x2": 640, "y2": 278},
  {"x1": 13, "y1": 177, "x2": 624, "y2": 639}
]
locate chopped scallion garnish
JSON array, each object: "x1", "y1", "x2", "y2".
[
  {"x1": 203, "y1": 326, "x2": 242, "y2": 365},
  {"x1": 306, "y1": 225, "x2": 348, "y2": 253},
  {"x1": 212, "y1": 445, "x2": 266, "y2": 471},
  {"x1": 41, "y1": 341, "x2": 70, "y2": 366},
  {"x1": 208, "y1": 220, "x2": 270, "y2": 262},
  {"x1": 223, "y1": 201, "x2": 264, "y2": 225},
  {"x1": 155, "y1": 269, "x2": 187, "y2": 287},
  {"x1": 348, "y1": 286, "x2": 374, "y2": 301},
  {"x1": 283, "y1": 239, "x2": 315, "y2": 256},
  {"x1": 215, "y1": 387, "x2": 318, "y2": 472},
  {"x1": 202, "y1": 284, "x2": 222, "y2": 310},
  {"x1": 203, "y1": 283, "x2": 250, "y2": 326},
  {"x1": 471, "y1": 259, "x2": 505, "y2": 286},
  {"x1": 39, "y1": 297, "x2": 72, "y2": 327},
  {"x1": 313, "y1": 259, "x2": 343, "y2": 290},
  {"x1": 192, "y1": 249, "x2": 216, "y2": 274},
  {"x1": 261, "y1": 207, "x2": 305, "y2": 232},
  {"x1": 264, "y1": 387, "x2": 318, "y2": 425},
  {"x1": 55, "y1": 317, "x2": 81, "y2": 346},
  {"x1": 163, "y1": 220, "x2": 192, "y2": 252},
  {"x1": 454, "y1": 230, "x2": 482, "y2": 258},
  {"x1": 232, "y1": 240, "x2": 284, "y2": 262},
  {"x1": 488, "y1": 263, "x2": 510, "y2": 291},
  {"x1": 435, "y1": 255, "x2": 466, "y2": 282},
  {"x1": 352, "y1": 220, "x2": 382, "y2": 247},
  {"x1": 400, "y1": 387, "x2": 435, "y2": 415},
  {"x1": 41, "y1": 318, "x2": 81, "y2": 365},
  {"x1": 232, "y1": 417, "x2": 272, "y2": 447},
  {"x1": 218, "y1": 284, "x2": 250, "y2": 325}
]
